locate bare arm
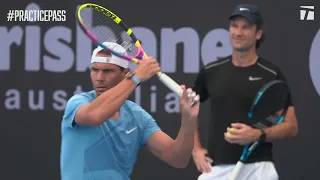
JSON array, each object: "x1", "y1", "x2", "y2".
[
  {"x1": 263, "y1": 106, "x2": 298, "y2": 141},
  {"x1": 75, "y1": 57, "x2": 161, "y2": 126},
  {"x1": 75, "y1": 79, "x2": 137, "y2": 126},
  {"x1": 146, "y1": 119, "x2": 196, "y2": 168},
  {"x1": 226, "y1": 107, "x2": 298, "y2": 145},
  {"x1": 146, "y1": 87, "x2": 199, "y2": 168},
  {"x1": 193, "y1": 120, "x2": 202, "y2": 149},
  {"x1": 191, "y1": 119, "x2": 213, "y2": 173},
  {"x1": 262, "y1": 70, "x2": 299, "y2": 140}
]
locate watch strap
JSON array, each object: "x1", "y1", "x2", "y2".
[
  {"x1": 125, "y1": 72, "x2": 140, "y2": 86},
  {"x1": 259, "y1": 129, "x2": 266, "y2": 142}
]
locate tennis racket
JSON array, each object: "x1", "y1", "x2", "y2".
[
  {"x1": 76, "y1": 3, "x2": 199, "y2": 104},
  {"x1": 228, "y1": 79, "x2": 291, "y2": 180}
]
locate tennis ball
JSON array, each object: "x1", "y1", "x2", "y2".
[
  {"x1": 226, "y1": 127, "x2": 237, "y2": 136},
  {"x1": 226, "y1": 132, "x2": 232, "y2": 136}
]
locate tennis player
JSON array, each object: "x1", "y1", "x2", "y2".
[
  {"x1": 192, "y1": 4, "x2": 298, "y2": 180},
  {"x1": 60, "y1": 42, "x2": 200, "y2": 180}
]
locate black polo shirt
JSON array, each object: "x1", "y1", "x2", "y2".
[{"x1": 193, "y1": 55, "x2": 292, "y2": 165}]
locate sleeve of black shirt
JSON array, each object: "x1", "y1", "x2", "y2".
[
  {"x1": 192, "y1": 67, "x2": 209, "y2": 102},
  {"x1": 276, "y1": 69, "x2": 293, "y2": 106}
]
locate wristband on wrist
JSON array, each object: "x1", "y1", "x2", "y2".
[{"x1": 125, "y1": 72, "x2": 140, "y2": 86}]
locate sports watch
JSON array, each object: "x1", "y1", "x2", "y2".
[
  {"x1": 125, "y1": 71, "x2": 140, "y2": 86},
  {"x1": 258, "y1": 129, "x2": 266, "y2": 142}
]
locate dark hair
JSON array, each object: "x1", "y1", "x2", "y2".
[{"x1": 256, "y1": 28, "x2": 265, "y2": 49}]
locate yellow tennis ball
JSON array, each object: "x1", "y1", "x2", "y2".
[{"x1": 226, "y1": 127, "x2": 237, "y2": 136}]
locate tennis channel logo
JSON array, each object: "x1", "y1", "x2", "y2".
[
  {"x1": 310, "y1": 29, "x2": 320, "y2": 96},
  {"x1": 6, "y1": 4, "x2": 66, "y2": 22},
  {"x1": 300, "y1": 6, "x2": 315, "y2": 20}
]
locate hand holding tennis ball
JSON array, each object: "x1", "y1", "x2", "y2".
[{"x1": 225, "y1": 123, "x2": 261, "y2": 145}]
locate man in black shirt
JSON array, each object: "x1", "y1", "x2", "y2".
[{"x1": 192, "y1": 4, "x2": 298, "y2": 180}]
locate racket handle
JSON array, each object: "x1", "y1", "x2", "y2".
[
  {"x1": 228, "y1": 161, "x2": 244, "y2": 180},
  {"x1": 142, "y1": 52, "x2": 186, "y2": 98},
  {"x1": 157, "y1": 72, "x2": 183, "y2": 97}
]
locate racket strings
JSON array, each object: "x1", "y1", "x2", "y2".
[
  {"x1": 251, "y1": 82, "x2": 289, "y2": 128},
  {"x1": 80, "y1": 8, "x2": 137, "y2": 55}
]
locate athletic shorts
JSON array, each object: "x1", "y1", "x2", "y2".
[{"x1": 198, "y1": 161, "x2": 278, "y2": 180}]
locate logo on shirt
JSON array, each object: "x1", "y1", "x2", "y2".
[
  {"x1": 310, "y1": 29, "x2": 320, "y2": 96},
  {"x1": 126, "y1": 127, "x2": 137, "y2": 134},
  {"x1": 249, "y1": 76, "x2": 263, "y2": 81}
]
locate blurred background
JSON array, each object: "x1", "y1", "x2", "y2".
[{"x1": 0, "y1": 0, "x2": 319, "y2": 179}]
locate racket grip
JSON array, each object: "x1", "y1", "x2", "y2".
[
  {"x1": 228, "y1": 161, "x2": 244, "y2": 180},
  {"x1": 157, "y1": 72, "x2": 183, "y2": 97}
]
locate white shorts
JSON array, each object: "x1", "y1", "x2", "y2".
[{"x1": 197, "y1": 161, "x2": 278, "y2": 180}]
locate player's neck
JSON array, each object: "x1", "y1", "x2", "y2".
[{"x1": 232, "y1": 48, "x2": 258, "y2": 67}]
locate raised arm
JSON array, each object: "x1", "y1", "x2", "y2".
[
  {"x1": 146, "y1": 87, "x2": 200, "y2": 168},
  {"x1": 75, "y1": 57, "x2": 160, "y2": 126}
]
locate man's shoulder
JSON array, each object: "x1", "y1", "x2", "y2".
[
  {"x1": 256, "y1": 56, "x2": 282, "y2": 76},
  {"x1": 203, "y1": 55, "x2": 232, "y2": 71},
  {"x1": 64, "y1": 91, "x2": 96, "y2": 109}
]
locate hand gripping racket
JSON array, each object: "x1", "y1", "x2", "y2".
[
  {"x1": 76, "y1": 3, "x2": 199, "y2": 104},
  {"x1": 228, "y1": 80, "x2": 291, "y2": 180}
]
